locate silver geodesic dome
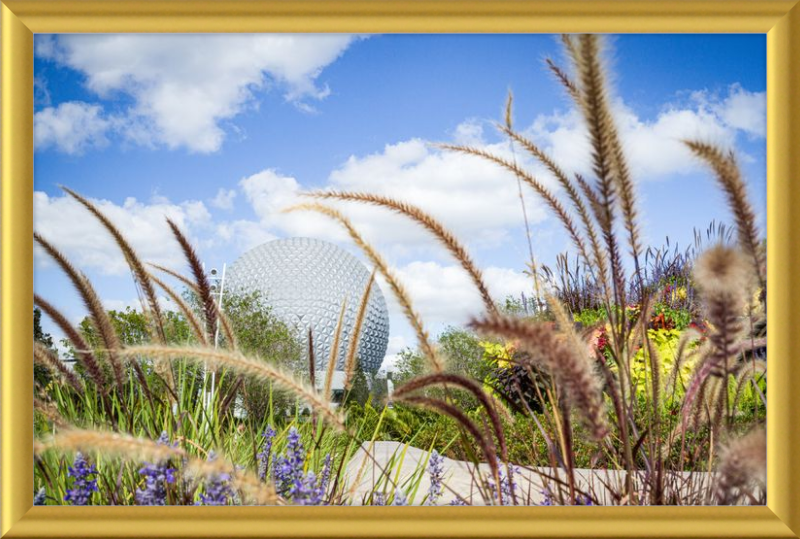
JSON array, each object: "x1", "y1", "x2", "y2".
[{"x1": 226, "y1": 237, "x2": 390, "y2": 374}]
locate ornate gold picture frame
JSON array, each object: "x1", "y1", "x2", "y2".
[{"x1": 2, "y1": 1, "x2": 799, "y2": 537}]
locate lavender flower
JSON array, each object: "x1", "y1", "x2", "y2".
[
  {"x1": 316, "y1": 453, "x2": 332, "y2": 498},
  {"x1": 393, "y1": 490, "x2": 408, "y2": 506},
  {"x1": 257, "y1": 426, "x2": 276, "y2": 482},
  {"x1": 273, "y1": 428, "x2": 305, "y2": 499},
  {"x1": 427, "y1": 450, "x2": 444, "y2": 505},
  {"x1": 372, "y1": 492, "x2": 387, "y2": 506},
  {"x1": 488, "y1": 460, "x2": 519, "y2": 505},
  {"x1": 538, "y1": 487, "x2": 592, "y2": 506},
  {"x1": 448, "y1": 497, "x2": 468, "y2": 506},
  {"x1": 136, "y1": 431, "x2": 177, "y2": 506},
  {"x1": 269, "y1": 428, "x2": 331, "y2": 505},
  {"x1": 197, "y1": 451, "x2": 233, "y2": 506},
  {"x1": 64, "y1": 452, "x2": 98, "y2": 506},
  {"x1": 33, "y1": 488, "x2": 47, "y2": 506}
]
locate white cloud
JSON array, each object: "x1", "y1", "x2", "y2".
[
  {"x1": 214, "y1": 220, "x2": 277, "y2": 252},
  {"x1": 34, "y1": 102, "x2": 110, "y2": 155},
  {"x1": 383, "y1": 261, "x2": 531, "y2": 329},
  {"x1": 527, "y1": 84, "x2": 765, "y2": 182},
  {"x1": 327, "y1": 138, "x2": 549, "y2": 249},
  {"x1": 231, "y1": 137, "x2": 552, "y2": 258},
  {"x1": 696, "y1": 84, "x2": 766, "y2": 138},
  {"x1": 210, "y1": 188, "x2": 237, "y2": 211},
  {"x1": 34, "y1": 191, "x2": 211, "y2": 275},
  {"x1": 35, "y1": 34, "x2": 359, "y2": 153},
  {"x1": 452, "y1": 118, "x2": 486, "y2": 145},
  {"x1": 379, "y1": 334, "x2": 409, "y2": 372},
  {"x1": 238, "y1": 168, "x2": 348, "y2": 241}
]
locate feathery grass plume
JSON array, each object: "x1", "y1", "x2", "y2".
[
  {"x1": 307, "y1": 328, "x2": 316, "y2": 391},
  {"x1": 394, "y1": 372, "x2": 508, "y2": 461},
  {"x1": 165, "y1": 219, "x2": 218, "y2": 341},
  {"x1": 209, "y1": 299, "x2": 238, "y2": 350},
  {"x1": 151, "y1": 260, "x2": 243, "y2": 346},
  {"x1": 503, "y1": 90, "x2": 544, "y2": 304},
  {"x1": 34, "y1": 342, "x2": 82, "y2": 392},
  {"x1": 148, "y1": 272, "x2": 209, "y2": 346},
  {"x1": 344, "y1": 271, "x2": 376, "y2": 390},
  {"x1": 574, "y1": 173, "x2": 604, "y2": 223},
  {"x1": 439, "y1": 144, "x2": 593, "y2": 274},
  {"x1": 682, "y1": 246, "x2": 751, "y2": 431},
  {"x1": 309, "y1": 191, "x2": 496, "y2": 315},
  {"x1": 504, "y1": 89, "x2": 515, "y2": 130},
  {"x1": 560, "y1": 34, "x2": 580, "y2": 67},
  {"x1": 285, "y1": 202, "x2": 442, "y2": 372},
  {"x1": 545, "y1": 57, "x2": 580, "y2": 102},
  {"x1": 118, "y1": 346, "x2": 346, "y2": 431},
  {"x1": 395, "y1": 394, "x2": 501, "y2": 503},
  {"x1": 715, "y1": 427, "x2": 766, "y2": 505},
  {"x1": 731, "y1": 360, "x2": 766, "y2": 412},
  {"x1": 497, "y1": 124, "x2": 609, "y2": 292},
  {"x1": 34, "y1": 294, "x2": 108, "y2": 391},
  {"x1": 33, "y1": 233, "x2": 126, "y2": 390},
  {"x1": 149, "y1": 263, "x2": 200, "y2": 293},
  {"x1": 155, "y1": 249, "x2": 237, "y2": 350},
  {"x1": 665, "y1": 328, "x2": 703, "y2": 398},
  {"x1": 323, "y1": 299, "x2": 347, "y2": 402},
  {"x1": 470, "y1": 313, "x2": 608, "y2": 441},
  {"x1": 570, "y1": 36, "x2": 644, "y2": 281},
  {"x1": 37, "y1": 428, "x2": 187, "y2": 463},
  {"x1": 683, "y1": 141, "x2": 765, "y2": 292},
  {"x1": 62, "y1": 187, "x2": 168, "y2": 347},
  {"x1": 36, "y1": 428, "x2": 278, "y2": 505},
  {"x1": 572, "y1": 34, "x2": 628, "y2": 314},
  {"x1": 34, "y1": 397, "x2": 67, "y2": 427}
]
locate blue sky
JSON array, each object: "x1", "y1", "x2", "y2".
[{"x1": 33, "y1": 34, "x2": 767, "y2": 370}]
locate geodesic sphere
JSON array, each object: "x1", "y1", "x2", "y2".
[{"x1": 226, "y1": 237, "x2": 389, "y2": 373}]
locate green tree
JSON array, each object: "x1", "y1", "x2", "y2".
[
  {"x1": 34, "y1": 307, "x2": 56, "y2": 387},
  {"x1": 438, "y1": 326, "x2": 488, "y2": 382},
  {"x1": 344, "y1": 358, "x2": 371, "y2": 408},
  {"x1": 217, "y1": 291, "x2": 303, "y2": 421},
  {"x1": 391, "y1": 347, "x2": 426, "y2": 387}
]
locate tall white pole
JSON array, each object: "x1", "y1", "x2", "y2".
[{"x1": 210, "y1": 263, "x2": 226, "y2": 408}]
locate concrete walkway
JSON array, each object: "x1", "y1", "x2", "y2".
[{"x1": 343, "y1": 441, "x2": 715, "y2": 505}]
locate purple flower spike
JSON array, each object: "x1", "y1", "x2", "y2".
[
  {"x1": 34, "y1": 488, "x2": 47, "y2": 506},
  {"x1": 393, "y1": 490, "x2": 408, "y2": 506},
  {"x1": 273, "y1": 428, "x2": 306, "y2": 499},
  {"x1": 489, "y1": 460, "x2": 520, "y2": 505},
  {"x1": 136, "y1": 431, "x2": 177, "y2": 506},
  {"x1": 427, "y1": 450, "x2": 444, "y2": 505},
  {"x1": 197, "y1": 451, "x2": 234, "y2": 506},
  {"x1": 257, "y1": 426, "x2": 276, "y2": 482},
  {"x1": 64, "y1": 452, "x2": 98, "y2": 506}
]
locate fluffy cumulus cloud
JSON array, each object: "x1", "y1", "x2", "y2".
[
  {"x1": 34, "y1": 191, "x2": 211, "y2": 275},
  {"x1": 230, "y1": 137, "x2": 553, "y2": 258},
  {"x1": 227, "y1": 82, "x2": 765, "y2": 262},
  {"x1": 34, "y1": 34, "x2": 358, "y2": 153},
  {"x1": 327, "y1": 138, "x2": 550, "y2": 247},
  {"x1": 382, "y1": 261, "x2": 532, "y2": 329},
  {"x1": 527, "y1": 84, "x2": 765, "y2": 181},
  {"x1": 210, "y1": 188, "x2": 237, "y2": 211},
  {"x1": 34, "y1": 102, "x2": 111, "y2": 155}
]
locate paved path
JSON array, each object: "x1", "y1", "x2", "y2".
[{"x1": 343, "y1": 441, "x2": 714, "y2": 506}]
